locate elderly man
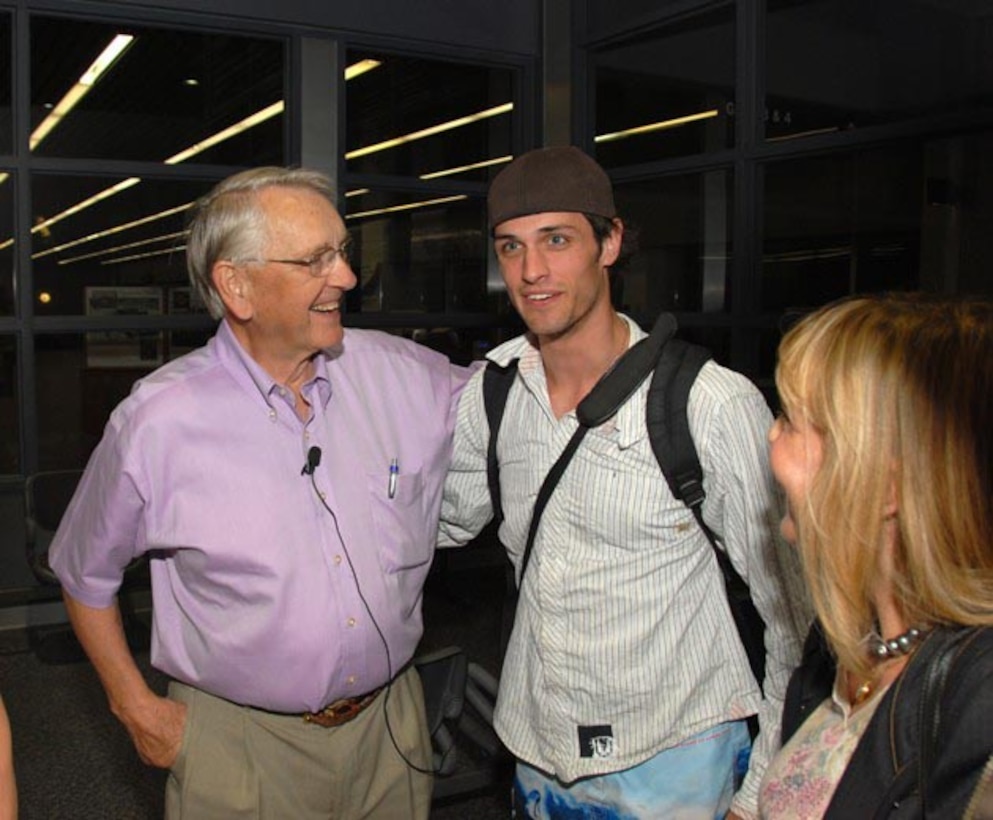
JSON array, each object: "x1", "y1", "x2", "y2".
[
  {"x1": 50, "y1": 167, "x2": 469, "y2": 819},
  {"x1": 439, "y1": 146, "x2": 808, "y2": 819}
]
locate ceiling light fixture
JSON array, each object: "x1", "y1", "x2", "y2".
[
  {"x1": 30, "y1": 33, "x2": 135, "y2": 151},
  {"x1": 345, "y1": 102, "x2": 513, "y2": 160},
  {"x1": 765, "y1": 126, "x2": 839, "y2": 143},
  {"x1": 164, "y1": 101, "x2": 284, "y2": 165},
  {"x1": 32, "y1": 202, "x2": 191, "y2": 260},
  {"x1": 99, "y1": 244, "x2": 186, "y2": 265},
  {"x1": 58, "y1": 230, "x2": 187, "y2": 266},
  {"x1": 344, "y1": 59, "x2": 381, "y2": 81},
  {"x1": 17, "y1": 56, "x2": 377, "y2": 242},
  {"x1": 419, "y1": 155, "x2": 512, "y2": 180},
  {"x1": 346, "y1": 194, "x2": 468, "y2": 221},
  {"x1": 32, "y1": 177, "x2": 141, "y2": 236},
  {"x1": 594, "y1": 109, "x2": 719, "y2": 143}
]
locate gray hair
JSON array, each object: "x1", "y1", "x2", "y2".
[{"x1": 185, "y1": 167, "x2": 338, "y2": 318}]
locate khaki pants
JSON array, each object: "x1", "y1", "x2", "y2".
[{"x1": 165, "y1": 666, "x2": 433, "y2": 819}]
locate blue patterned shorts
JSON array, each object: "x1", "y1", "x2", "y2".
[{"x1": 511, "y1": 720, "x2": 751, "y2": 820}]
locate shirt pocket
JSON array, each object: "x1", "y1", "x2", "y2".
[
  {"x1": 365, "y1": 468, "x2": 433, "y2": 573},
  {"x1": 575, "y1": 432, "x2": 702, "y2": 558}
]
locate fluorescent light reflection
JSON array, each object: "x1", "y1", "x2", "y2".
[
  {"x1": 164, "y1": 101, "x2": 284, "y2": 164},
  {"x1": 20, "y1": 59, "x2": 379, "y2": 257},
  {"x1": 346, "y1": 194, "x2": 468, "y2": 221},
  {"x1": 31, "y1": 34, "x2": 135, "y2": 151},
  {"x1": 32, "y1": 177, "x2": 141, "y2": 235},
  {"x1": 419, "y1": 155, "x2": 512, "y2": 180},
  {"x1": 346, "y1": 103, "x2": 513, "y2": 160},
  {"x1": 99, "y1": 244, "x2": 186, "y2": 265},
  {"x1": 765, "y1": 126, "x2": 840, "y2": 143},
  {"x1": 57, "y1": 230, "x2": 187, "y2": 266},
  {"x1": 764, "y1": 246, "x2": 851, "y2": 263},
  {"x1": 344, "y1": 59, "x2": 381, "y2": 81},
  {"x1": 594, "y1": 109, "x2": 719, "y2": 143},
  {"x1": 33, "y1": 202, "x2": 192, "y2": 260}
]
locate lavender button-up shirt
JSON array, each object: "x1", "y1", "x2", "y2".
[{"x1": 50, "y1": 321, "x2": 471, "y2": 713}]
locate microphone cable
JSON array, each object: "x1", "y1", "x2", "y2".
[{"x1": 303, "y1": 447, "x2": 438, "y2": 776}]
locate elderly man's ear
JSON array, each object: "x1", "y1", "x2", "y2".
[{"x1": 212, "y1": 261, "x2": 254, "y2": 321}]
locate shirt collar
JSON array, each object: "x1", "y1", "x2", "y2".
[
  {"x1": 484, "y1": 313, "x2": 649, "y2": 448},
  {"x1": 214, "y1": 319, "x2": 333, "y2": 412}
]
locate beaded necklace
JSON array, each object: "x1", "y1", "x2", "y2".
[{"x1": 851, "y1": 626, "x2": 930, "y2": 705}]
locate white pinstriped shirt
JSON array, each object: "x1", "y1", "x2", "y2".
[{"x1": 438, "y1": 315, "x2": 810, "y2": 818}]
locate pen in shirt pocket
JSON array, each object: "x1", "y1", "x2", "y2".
[{"x1": 388, "y1": 458, "x2": 399, "y2": 499}]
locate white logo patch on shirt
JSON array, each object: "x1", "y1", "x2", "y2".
[{"x1": 578, "y1": 724, "x2": 615, "y2": 758}]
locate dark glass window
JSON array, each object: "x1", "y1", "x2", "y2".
[
  {"x1": 0, "y1": 13, "x2": 11, "y2": 155},
  {"x1": 612, "y1": 170, "x2": 733, "y2": 317},
  {"x1": 30, "y1": 16, "x2": 284, "y2": 164},
  {"x1": 31, "y1": 175, "x2": 218, "y2": 316},
  {"x1": 762, "y1": 144, "x2": 923, "y2": 311},
  {"x1": 344, "y1": 50, "x2": 516, "y2": 316},
  {"x1": 592, "y1": 5, "x2": 735, "y2": 168},
  {"x1": 0, "y1": 334, "x2": 16, "y2": 474},
  {"x1": 0, "y1": 173, "x2": 13, "y2": 315},
  {"x1": 35, "y1": 328, "x2": 214, "y2": 472},
  {"x1": 765, "y1": 0, "x2": 993, "y2": 142},
  {"x1": 345, "y1": 52, "x2": 514, "y2": 180},
  {"x1": 346, "y1": 190, "x2": 495, "y2": 314}
]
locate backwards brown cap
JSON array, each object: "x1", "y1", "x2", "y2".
[{"x1": 488, "y1": 145, "x2": 616, "y2": 232}]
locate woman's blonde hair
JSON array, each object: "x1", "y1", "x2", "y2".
[{"x1": 776, "y1": 293, "x2": 993, "y2": 677}]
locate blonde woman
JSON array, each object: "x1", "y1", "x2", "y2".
[{"x1": 760, "y1": 294, "x2": 993, "y2": 818}]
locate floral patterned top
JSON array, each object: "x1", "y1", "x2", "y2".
[{"x1": 758, "y1": 674, "x2": 892, "y2": 819}]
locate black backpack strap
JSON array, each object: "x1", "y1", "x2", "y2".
[
  {"x1": 518, "y1": 425, "x2": 590, "y2": 583},
  {"x1": 646, "y1": 340, "x2": 712, "y2": 511},
  {"x1": 577, "y1": 312, "x2": 676, "y2": 427},
  {"x1": 517, "y1": 312, "x2": 679, "y2": 586},
  {"x1": 483, "y1": 359, "x2": 519, "y2": 528},
  {"x1": 646, "y1": 342, "x2": 767, "y2": 691}
]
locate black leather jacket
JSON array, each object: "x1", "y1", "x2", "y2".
[{"x1": 781, "y1": 624, "x2": 993, "y2": 819}]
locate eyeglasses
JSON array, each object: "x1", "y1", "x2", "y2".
[{"x1": 245, "y1": 239, "x2": 352, "y2": 278}]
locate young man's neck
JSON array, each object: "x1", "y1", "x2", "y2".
[{"x1": 537, "y1": 309, "x2": 629, "y2": 417}]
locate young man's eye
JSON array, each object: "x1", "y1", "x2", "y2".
[
  {"x1": 496, "y1": 240, "x2": 520, "y2": 256},
  {"x1": 547, "y1": 234, "x2": 568, "y2": 246}
]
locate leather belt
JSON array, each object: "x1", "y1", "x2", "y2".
[{"x1": 302, "y1": 687, "x2": 383, "y2": 728}]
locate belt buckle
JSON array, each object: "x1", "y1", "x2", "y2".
[{"x1": 303, "y1": 689, "x2": 379, "y2": 728}]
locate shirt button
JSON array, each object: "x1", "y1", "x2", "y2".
[
  {"x1": 346, "y1": 675, "x2": 356, "y2": 686},
  {"x1": 268, "y1": 408, "x2": 277, "y2": 422},
  {"x1": 347, "y1": 617, "x2": 356, "y2": 627},
  {"x1": 334, "y1": 555, "x2": 342, "y2": 565},
  {"x1": 304, "y1": 431, "x2": 310, "y2": 441},
  {"x1": 319, "y1": 491, "x2": 327, "y2": 501}
]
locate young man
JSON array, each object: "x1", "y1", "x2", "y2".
[
  {"x1": 50, "y1": 167, "x2": 471, "y2": 820},
  {"x1": 439, "y1": 146, "x2": 808, "y2": 819}
]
